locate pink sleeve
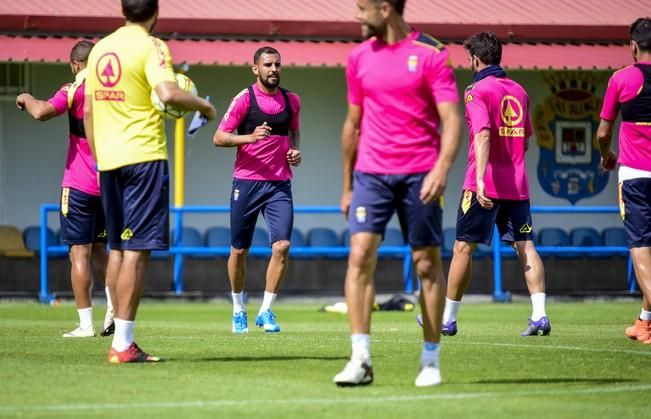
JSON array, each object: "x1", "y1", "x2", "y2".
[
  {"x1": 46, "y1": 84, "x2": 71, "y2": 116},
  {"x1": 289, "y1": 93, "x2": 301, "y2": 131},
  {"x1": 218, "y1": 89, "x2": 250, "y2": 133},
  {"x1": 465, "y1": 90, "x2": 490, "y2": 134},
  {"x1": 346, "y1": 52, "x2": 362, "y2": 106},
  {"x1": 600, "y1": 73, "x2": 620, "y2": 121},
  {"x1": 427, "y1": 49, "x2": 460, "y2": 104}
]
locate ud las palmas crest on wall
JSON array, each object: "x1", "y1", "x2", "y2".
[{"x1": 534, "y1": 72, "x2": 608, "y2": 204}]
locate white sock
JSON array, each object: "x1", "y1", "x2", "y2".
[
  {"x1": 105, "y1": 286, "x2": 113, "y2": 311},
  {"x1": 232, "y1": 292, "x2": 245, "y2": 314},
  {"x1": 78, "y1": 307, "x2": 93, "y2": 329},
  {"x1": 259, "y1": 291, "x2": 277, "y2": 315},
  {"x1": 640, "y1": 309, "x2": 651, "y2": 321},
  {"x1": 442, "y1": 298, "x2": 461, "y2": 324},
  {"x1": 351, "y1": 334, "x2": 371, "y2": 364},
  {"x1": 112, "y1": 318, "x2": 134, "y2": 351},
  {"x1": 420, "y1": 342, "x2": 440, "y2": 368},
  {"x1": 531, "y1": 293, "x2": 547, "y2": 321}
]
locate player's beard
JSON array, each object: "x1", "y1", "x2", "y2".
[
  {"x1": 260, "y1": 74, "x2": 280, "y2": 89},
  {"x1": 361, "y1": 23, "x2": 381, "y2": 39}
]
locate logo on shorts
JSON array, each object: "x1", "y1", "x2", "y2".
[
  {"x1": 355, "y1": 206, "x2": 367, "y2": 224},
  {"x1": 233, "y1": 188, "x2": 240, "y2": 201},
  {"x1": 120, "y1": 228, "x2": 133, "y2": 240},
  {"x1": 407, "y1": 55, "x2": 418, "y2": 72},
  {"x1": 461, "y1": 190, "x2": 473, "y2": 215},
  {"x1": 519, "y1": 224, "x2": 532, "y2": 234},
  {"x1": 97, "y1": 229, "x2": 107, "y2": 239},
  {"x1": 61, "y1": 188, "x2": 70, "y2": 217}
]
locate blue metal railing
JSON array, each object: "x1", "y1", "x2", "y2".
[{"x1": 39, "y1": 204, "x2": 636, "y2": 304}]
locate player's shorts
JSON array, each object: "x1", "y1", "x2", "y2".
[
  {"x1": 99, "y1": 160, "x2": 169, "y2": 251},
  {"x1": 620, "y1": 178, "x2": 651, "y2": 248},
  {"x1": 230, "y1": 178, "x2": 293, "y2": 249},
  {"x1": 59, "y1": 187, "x2": 107, "y2": 245},
  {"x1": 349, "y1": 171, "x2": 442, "y2": 247},
  {"x1": 456, "y1": 190, "x2": 533, "y2": 246}
]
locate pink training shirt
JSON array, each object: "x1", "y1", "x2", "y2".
[
  {"x1": 48, "y1": 81, "x2": 100, "y2": 196},
  {"x1": 346, "y1": 31, "x2": 459, "y2": 174},
  {"x1": 600, "y1": 62, "x2": 651, "y2": 172},
  {"x1": 463, "y1": 76, "x2": 532, "y2": 200},
  {"x1": 219, "y1": 84, "x2": 301, "y2": 181}
]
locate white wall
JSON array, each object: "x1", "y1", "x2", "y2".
[{"x1": 0, "y1": 63, "x2": 623, "y2": 236}]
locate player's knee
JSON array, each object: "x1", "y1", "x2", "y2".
[
  {"x1": 453, "y1": 240, "x2": 475, "y2": 256},
  {"x1": 348, "y1": 244, "x2": 376, "y2": 269},
  {"x1": 271, "y1": 240, "x2": 290, "y2": 257},
  {"x1": 230, "y1": 247, "x2": 249, "y2": 259}
]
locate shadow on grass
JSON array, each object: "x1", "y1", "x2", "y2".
[
  {"x1": 474, "y1": 378, "x2": 637, "y2": 385},
  {"x1": 178, "y1": 355, "x2": 350, "y2": 363}
]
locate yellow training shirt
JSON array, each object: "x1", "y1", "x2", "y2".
[{"x1": 86, "y1": 25, "x2": 176, "y2": 170}]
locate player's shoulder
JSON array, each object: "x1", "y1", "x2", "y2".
[
  {"x1": 610, "y1": 64, "x2": 641, "y2": 82},
  {"x1": 411, "y1": 32, "x2": 446, "y2": 53},
  {"x1": 58, "y1": 82, "x2": 73, "y2": 94},
  {"x1": 283, "y1": 89, "x2": 301, "y2": 106},
  {"x1": 231, "y1": 87, "x2": 250, "y2": 104}
]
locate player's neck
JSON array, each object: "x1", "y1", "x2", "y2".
[
  {"x1": 637, "y1": 52, "x2": 651, "y2": 63},
  {"x1": 256, "y1": 81, "x2": 278, "y2": 95},
  {"x1": 380, "y1": 19, "x2": 411, "y2": 45}
]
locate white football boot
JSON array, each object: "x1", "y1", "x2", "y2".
[
  {"x1": 415, "y1": 363, "x2": 442, "y2": 387},
  {"x1": 333, "y1": 359, "x2": 374, "y2": 386},
  {"x1": 62, "y1": 325, "x2": 96, "y2": 338}
]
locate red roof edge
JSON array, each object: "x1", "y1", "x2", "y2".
[{"x1": 0, "y1": 15, "x2": 630, "y2": 43}]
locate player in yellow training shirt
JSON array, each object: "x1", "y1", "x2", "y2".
[{"x1": 84, "y1": 0, "x2": 216, "y2": 363}]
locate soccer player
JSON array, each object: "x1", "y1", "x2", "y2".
[
  {"x1": 437, "y1": 32, "x2": 551, "y2": 338},
  {"x1": 333, "y1": 0, "x2": 461, "y2": 387},
  {"x1": 84, "y1": 0, "x2": 216, "y2": 363},
  {"x1": 16, "y1": 40, "x2": 114, "y2": 338},
  {"x1": 598, "y1": 17, "x2": 651, "y2": 344},
  {"x1": 213, "y1": 47, "x2": 302, "y2": 334}
]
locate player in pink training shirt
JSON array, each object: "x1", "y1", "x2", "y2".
[
  {"x1": 214, "y1": 46, "x2": 301, "y2": 335},
  {"x1": 16, "y1": 40, "x2": 114, "y2": 338},
  {"x1": 334, "y1": 0, "x2": 462, "y2": 388},
  {"x1": 598, "y1": 17, "x2": 651, "y2": 344},
  {"x1": 439, "y1": 32, "x2": 550, "y2": 339}
]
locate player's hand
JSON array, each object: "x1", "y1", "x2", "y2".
[
  {"x1": 287, "y1": 148, "x2": 301, "y2": 166},
  {"x1": 248, "y1": 122, "x2": 272, "y2": 143},
  {"x1": 201, "y1": 102, "x2": 217, "y2": 121},
  {"x1": 420, "y1": 165, "x2": 447, "y2": 204},
  {"x1": 16, "y1": 93, "x2": 28, "y2": 111},
  {"x1": 600, "y1": 151, "x2": 617, "y2": 171},
  {"x1": 476, "y1": 180, "x2": 494, "y2": 209},
  {"x1": 340, "y1": 189, "x2": 352, "y2": 220}
]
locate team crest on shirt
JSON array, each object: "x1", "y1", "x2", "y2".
[
  {"x1": 407, "y1": 55, "x2": 419, "y2": 72},
  {"x1": 534, "y1": 72, "x2": 609, "y2": 204},
  {"x1": 355, "y1": 206, "x2": 367, "y2": 223}
]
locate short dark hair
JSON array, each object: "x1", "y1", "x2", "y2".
[
  {"x1": 122, "y1": 0, "x2": 158, "y2": 23},
  {"x1": 372, "y1": 0, "x2": 406, "y2": 15},
  {"x1": 630, "y1": 17, "x2": 651, "y2": 52},
  {"x1": 463, "y1": 32, "x2": 502, "y2": 66},
  {"x1": 70, "y1": 40, "x2": 94, "y2": 62},
  {"x1": 253, "y1": 46, "x2": 281, "y2": 64}
]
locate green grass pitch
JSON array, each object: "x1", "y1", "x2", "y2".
[{"x1": 0, "y1": 301, "x2": 648, "y2": 418}]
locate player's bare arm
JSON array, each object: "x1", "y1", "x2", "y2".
[
  {"x1": 597, "y1": 119, "x2": 617, "y2": 171},
  {"x1": 340, "y1": 104, "x2": 361, "y2": 218},
  {"x1": 155, "y1": 81, "x2": 216, "y2": 120},
  {"x1": 82, "y1": 93, "x2": 96, "y2": 159},
  {"x1": 420, "y1": 101, "x2": 461, "y2": 204},
  {"x1": 213, "y1": 122, "x2": 271, "y2": 147},
  {"x1": 287, "y1": 129, "x2": 302, "y2": 166},
  {"x1": 473, "y1": 128, "x2": 493, "y2": 209},
  {"x1": 16, "y1": 93, "x2": 58, "y2": 121}
]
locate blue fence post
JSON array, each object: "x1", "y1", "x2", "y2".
[
  {"x1": 492, "y1": 226, "x2": 511, "y2": 302},
  {"x1": 172, "y1": 209, "x2": 184, "y2": 295},
  {"x1": 39, "y1": 205, "x2": 53, "y2": 304}
]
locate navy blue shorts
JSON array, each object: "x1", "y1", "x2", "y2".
[
  {"x1": 230, "y1": 178, "x2": 293, "y2": 249},
  {"x1": 59, "y1": 187, "x2": 107, "y2": 245},
  {"x1": 349, "y1": 171, "x2": 442, "y2": 247},
  {"x1": 99, "y1": 160, "x2": 169, "y2": 251},
  {"x1": 620, "y1": 178, "x2": 651, "y2": 248},
  {"x1": 456, "y1": 190, "x2": 533, "y2": 246}
]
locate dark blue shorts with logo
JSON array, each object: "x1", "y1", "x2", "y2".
[
  {"x1": 230, "y1": 178, "x2": 293, "y2": 249},
  {"x1": 348, "y1": 171, "x2": 442, "y2": 247},
  {"x1": 455, "y1": 190, "x2": 533, "y2": 246},
  {"x1": 59, "y1": 187, "x2": 107, "y2": 245},
  {"x1": 620, "y1": 178, "x2": 651, "y2": 248},
  {"x1": 99, "y1": 160, "x2": 169, "y2": 251}
]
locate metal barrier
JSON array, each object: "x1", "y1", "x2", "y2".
[{"x1": 39, "y1": 204, "x2": 636, "y2": 304}]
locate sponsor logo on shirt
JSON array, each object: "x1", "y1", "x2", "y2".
[
  {"x1": 355, "y1": 206, "x2": 367, "y2": 224},
  {"x1": 96, "y1": 53, "x2": 122, "y2": 88},
  {"x1": 499, "y1": 95, "x2": 525, "y2": 138},
  {"x1": 95, "y1": 91, "x2": 125, "y2": 101}
]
